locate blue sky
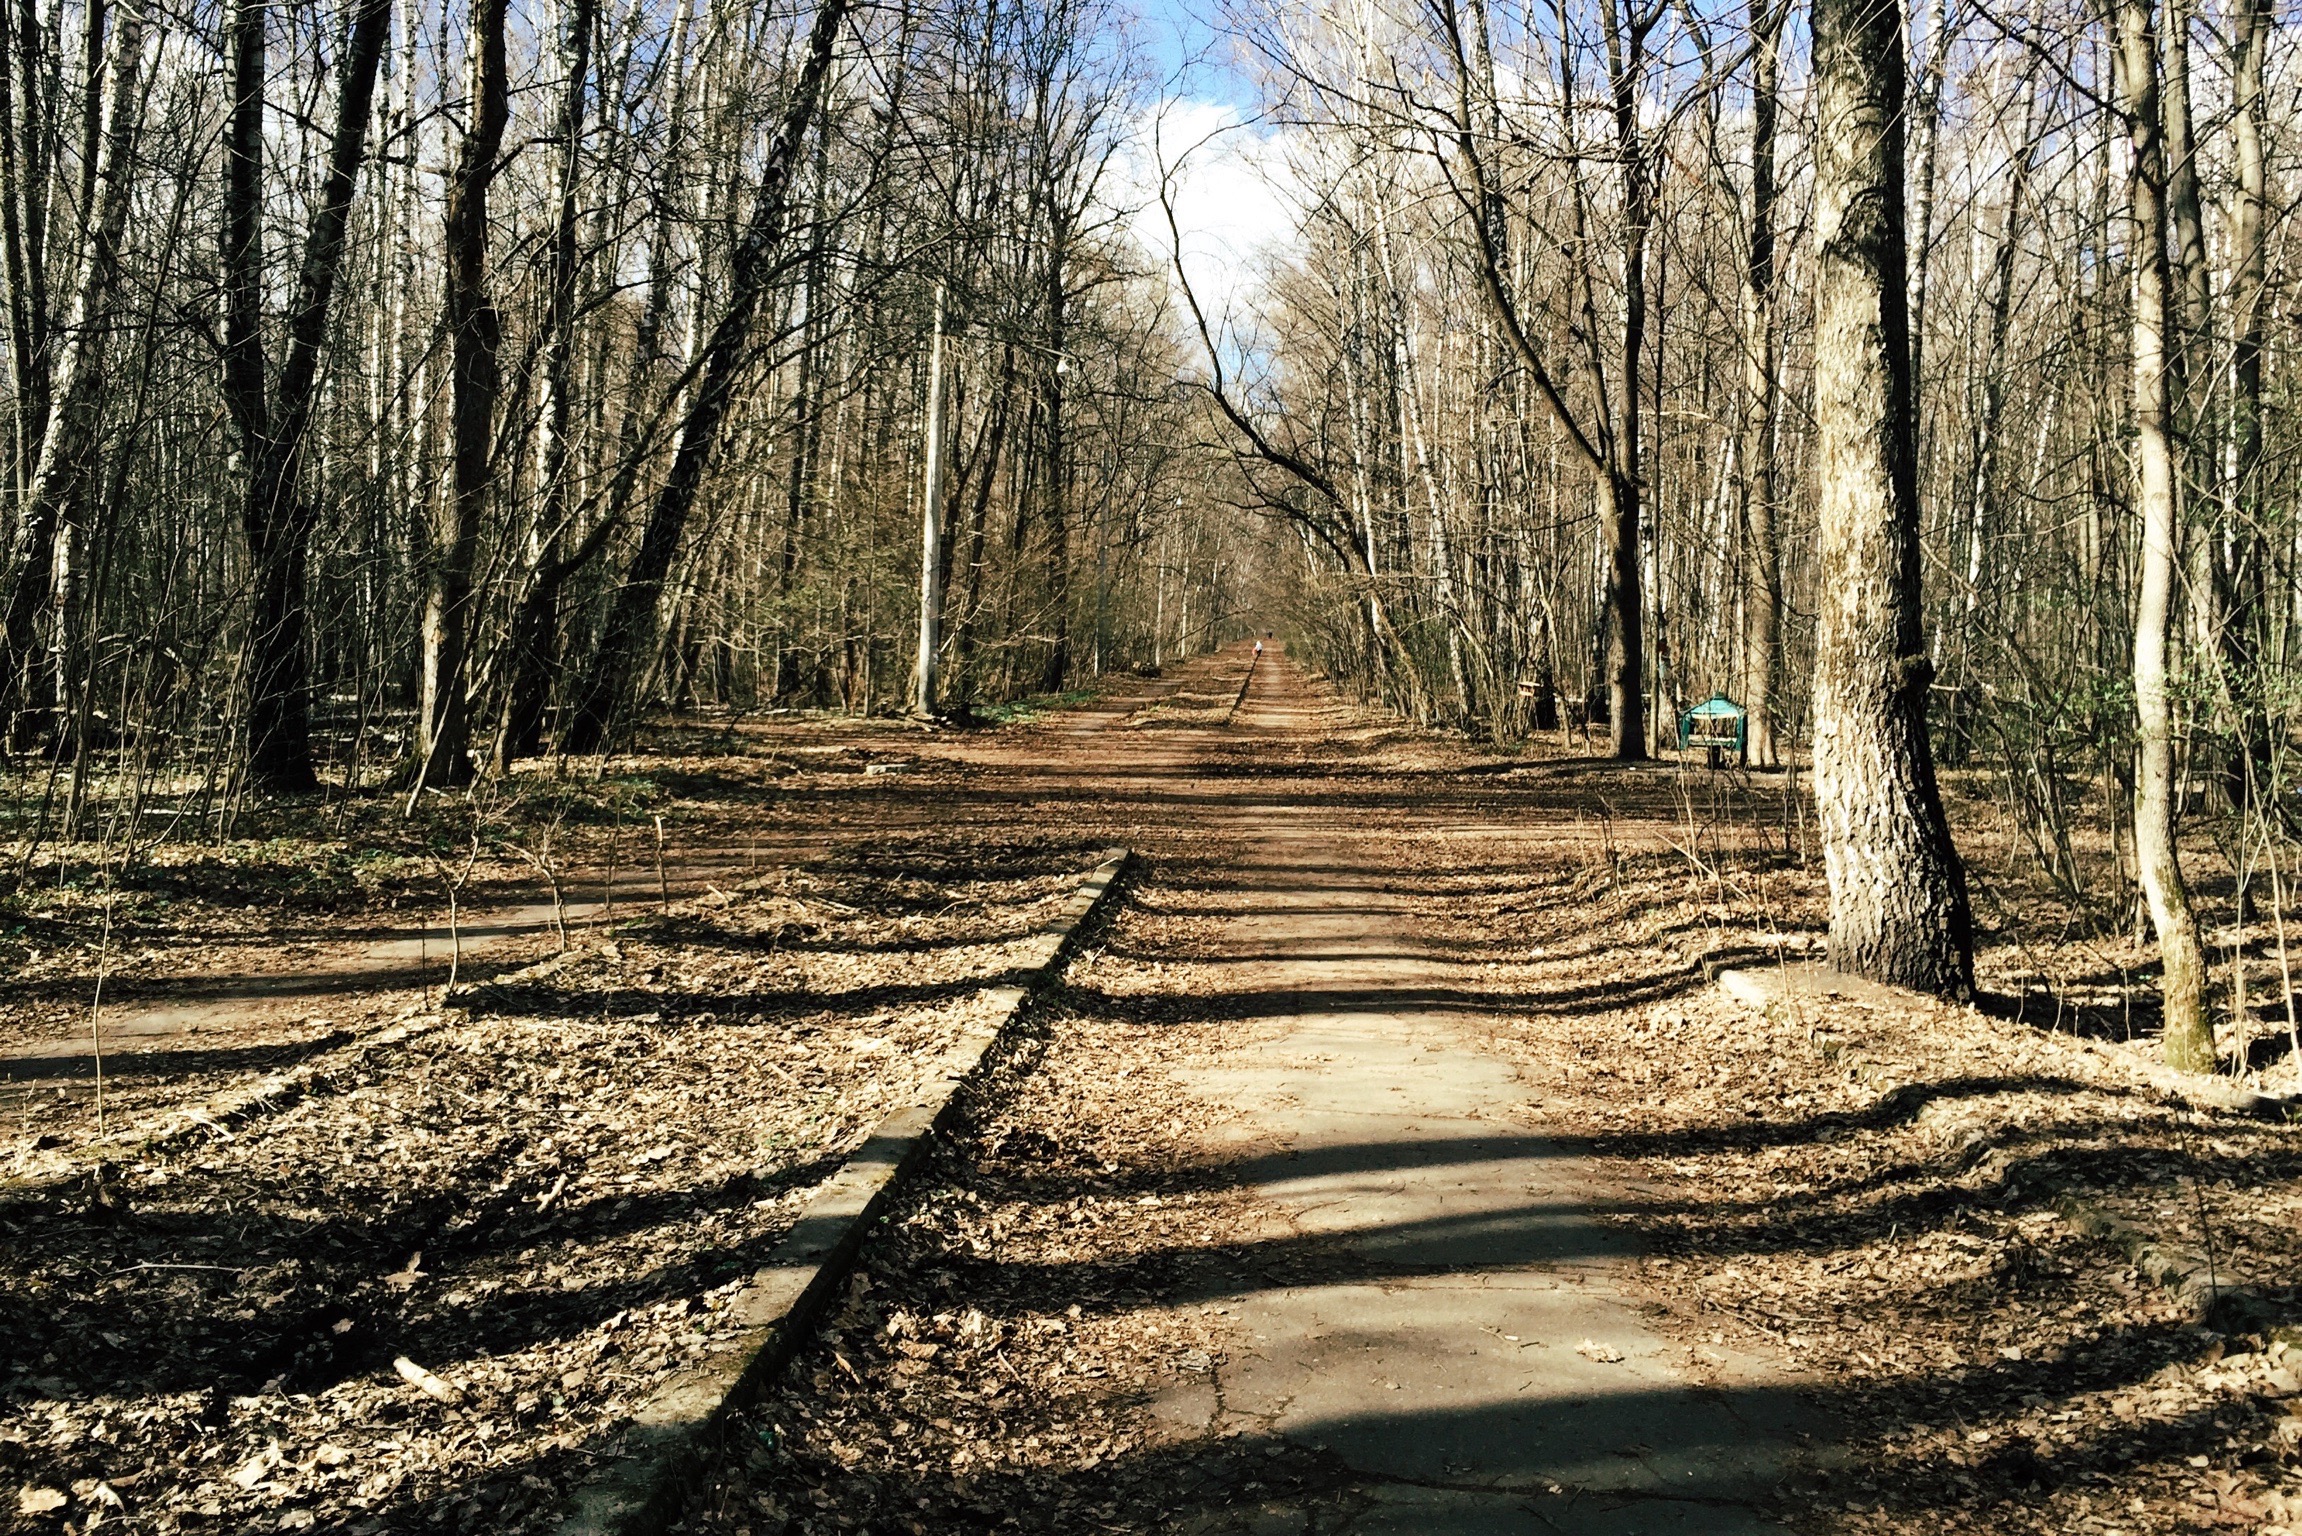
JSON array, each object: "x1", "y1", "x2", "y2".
[
  {"x1": 1115, "y1": 0, "x2": 1304, "y2": 328},
  {"x1": 1131, "y1": 0, "x2": 1257, "y2": 107}
]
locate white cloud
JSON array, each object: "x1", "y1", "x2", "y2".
[{"x1": 1117, "y1": 98, "x2": 1304, "y2": 333}]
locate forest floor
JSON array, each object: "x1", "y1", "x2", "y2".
[{"x1": 2, "y1": 647, "x2": 2299, "y2": 1535}]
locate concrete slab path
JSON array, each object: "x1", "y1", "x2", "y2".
[{"x1": 1155, "y1": 666, "x2": 1815, "y2": 1535}]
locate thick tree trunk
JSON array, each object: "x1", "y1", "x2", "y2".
[
  {"x1": 1738, "y1": 0, "x2": 1785, "y2": 767},
  {"x1": 417, "y1": 0, "x2": 510, "y2": 789},
  {"x1": 1809, "y1": 0, "x2": 1974, "y2": 997},
  {"x1": 2114, "y1": 0, "x2": 2213, "y2": 1071},
  {"x1": 560, "y1": 0, "x2": 852, "y2": 753},
  {"x1": 229, "y1": 0, "x2": 391, "y2": 793}
]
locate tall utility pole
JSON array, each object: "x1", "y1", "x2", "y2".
[{"x1": 912, "y1": 283, "x2": 950, "y2": 717}]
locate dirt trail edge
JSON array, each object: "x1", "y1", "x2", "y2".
[
  {"x1": 556, "y1": 848, "x2": 1132, "y2": 1536},
  {"x1": 1142, "y1": 671, "x2": 1816, "y2": 1535}
]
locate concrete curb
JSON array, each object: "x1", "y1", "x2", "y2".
[{"x1": 555, "y1": 846, "x2": 1132, "y2": 1536}]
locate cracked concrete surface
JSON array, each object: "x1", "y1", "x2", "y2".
[{"x1": 1154, "y1": 676, "x2": 1816, "y2": 1535}]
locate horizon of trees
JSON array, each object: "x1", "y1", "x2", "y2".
[
  {"x1": 0, "y1": 0, "x2": 2290, "y2": 1066},
  {"x1": 0, "y1": 0, "x2": 1267, "y2": 838},
  {"x1": 1173, "y1": 0, "x2": 2293, "y2": 1055}
]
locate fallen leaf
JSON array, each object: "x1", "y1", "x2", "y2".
[
  {"x1": 17, "y1": 1487, "x2": 66, "y2": 1516},
  {"x1": 70, "y1": 1481, "x2": 122, "y2": 1509},
  {"x1": 1576, "y1": 1339, "x2": 1625, "y2": 1363}
]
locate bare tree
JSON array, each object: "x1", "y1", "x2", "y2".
[
  {"x1": 227, "y1": 0, "x2": 394, "y2": 792},
  {"x1": 1808, "y1": 0, "x2": 1974, "y2": 995},
  {"x1": 1738, "y1": 0, "x2": 1786, "y2": 767},
  {"x1": 2114, "y1": 0, "x2": 2212, "y2": 1070},
  {"x1": 417, "y1": 0, "x2": 512, "y2": 789},
  {"x1": 560, "y1": 0, "x2": 855, "y2": 752}
]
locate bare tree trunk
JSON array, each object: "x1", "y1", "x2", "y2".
[
  {"x1": 913, "y1": 282, "x2": 949, "y2": 716},
  {"x1": 1037, "y1": 215, "x2": 1070, "y2": 695},
  {"x1": 560, "y1": 0, "x2": 853, "y2": 752},
  {"x1": 0, "y1": 8, "x2": 36, "y2": 496},
  {"x1": 1598, "y1": 0, "x2": 1651, "y2": 760},
  {"x1": 0, "y1": 0, "x2": 145, "y2": 745},
  {"x1": 1810, "y1": 0, "x2": 1974, "y2": 996},
  {"x1": 228, "y1": 0, "x2": 392, "y2": 793},
  {"x1": 1903, "y1": 0, "x2": 1946, "y2": 397},
  {"x1": 495, "y1": 0, "x2": 599, "y2": 771},
  {"x1": 1739, "y1": 0, "x2": 1786, "y2": 767},
  {"x1": 417, "y1": 0, "x2": 510, "y2": 789},
  {"x1": 2224, "y1": 0, "x2": 2269, "y2": 799},
  {"x1": 2115, "y1": 0, "x2": 2213, "y2": 1071}
]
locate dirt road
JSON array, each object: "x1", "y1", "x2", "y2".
[
  {"x1": 11, "y1": 645, "x2": 2296, "y2": 1535},
  {"x1": 695, "y1": 648, "x2": 1826, "y2": 1534},
  {"x1": 695, "y1": 647, "x2": 2302, "y2": 1536}
]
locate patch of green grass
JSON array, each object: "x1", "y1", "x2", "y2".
[{"x1": 970, "y1": 689, "x2": 1101, "y2": 727}]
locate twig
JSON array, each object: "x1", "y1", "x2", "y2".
[
  {"x1": 653, "y1": 814, "x2": 670, "y2": 910},
  {"x1": 90, "y1": 879, "x2": 118, "y2": 1139}
]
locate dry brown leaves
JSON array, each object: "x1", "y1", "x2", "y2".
[
  {"x1": 0, "y1": 827, "x2": 1106, "y2": 1535},
  {"x1": 1421, "y1": 830, "x2": 2302, "y2": 1536}
]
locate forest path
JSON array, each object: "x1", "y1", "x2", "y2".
[
  {"x1": 1142, "y1": 656, "x2": 1812, "y2": 1533},
  {"x1": 1, "y1": 651, "x2": 1231, "y2": 1091},
  {"x1": 700, "y1": 645, "x2": 1827, "y2": 1534},
  {"x1": 0, "y1": 859, "x2": 751, "y2": 1088}
]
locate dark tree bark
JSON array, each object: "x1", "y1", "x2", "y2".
[
  {"x1": 1738, "y1": 0, "x2": 1786, "y2": 767},
  {"x1": 1595, "y1": 0, "x2": 1652, "y2": 759},
  {"x1": 495, "y1": 0, "x2": 599, "y2": 771},
  {"x1": 417, "y1": 0, "x2": 511, "y2": 788},
  {"x1": 1809, "y1": 0, "x2": 1974, "y2": 997},
  {"x1": 2223, "y1": 0, "x2": 2270, "y2": 805},
  {"x1": 226, "y1": 0, "x2": 393, "y2": 793},
  {"x1": 560, "y1": 0, "x2": 853, "y2": 753}
]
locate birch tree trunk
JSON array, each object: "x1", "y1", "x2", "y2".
[
  {"x1": 1810, "y1": 0, "x2": 1975, "y2": 996},
  {"x1": 913, "y1": 284, "x2": 949, "y2": 716},
  {"x1": 0, "y1": 0, "x2": 144, "y2": 746},
  {"x1": 2114, "y1": 0, "x2": 2213, "y2": 1071}
]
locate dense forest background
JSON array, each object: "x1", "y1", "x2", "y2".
[{"x1": 0, "y1": 0, "x2": 2293, "y2": 957}]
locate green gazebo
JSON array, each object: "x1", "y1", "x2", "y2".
[{"x1": 1676, "y1": 693, "x2": 1747, "y2": 766}]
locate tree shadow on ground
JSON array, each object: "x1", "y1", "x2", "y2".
[{"x1": 659, "y1": 1098, "x2": 2297, "y2": 1536}]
